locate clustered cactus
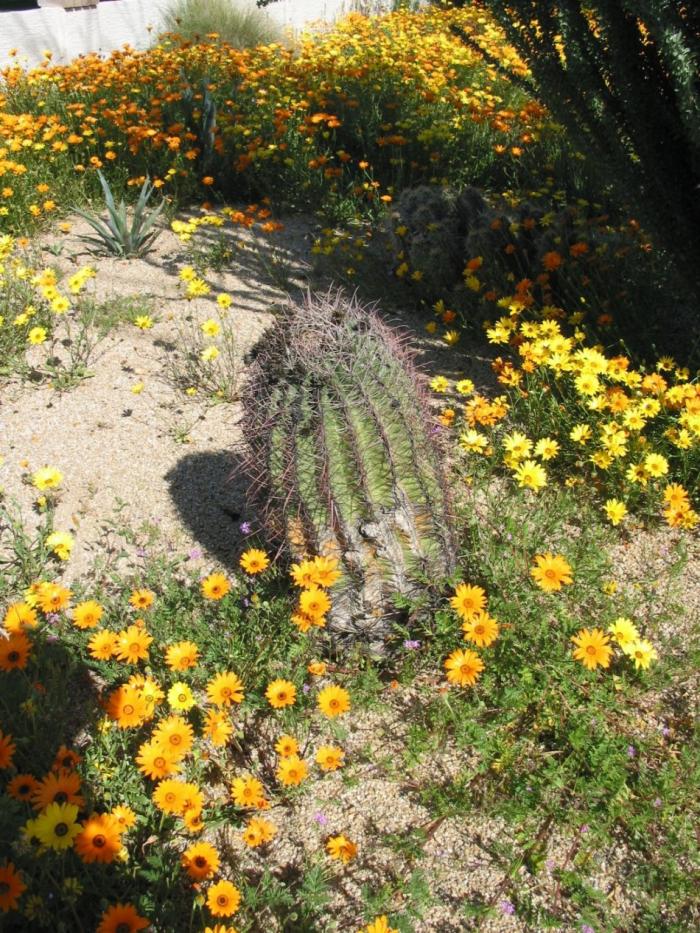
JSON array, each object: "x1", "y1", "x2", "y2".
[{"x1": 240, "y1": 288, "x2": 456, "y2": 651}]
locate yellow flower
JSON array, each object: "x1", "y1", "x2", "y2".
[
  {"x1": 167, "y1": 682, "x2": 196, "y2": 711},
  {"x1": 315, "y1": 745, "x2": 345, "y2": 771},
  {"x1": 444, "y1": 648, "x2": 484, "y2": 686},
  {"x1": 274, "y1": 735, "x2": 299, "y2": 757},
  {"x1": 513, "y1": 459, "x2": 547, "y2": 491},
  {"x1": 570, "y1": 424, "x2": 592, "y2": 445},
  {"x1": 459, "y1": 430, "x2": 489, "y2": 454},
  {"x1": 201, "y1": 573, "x2": 231, "y2": 600},
  {"x1": 326, "y1": 833, "x2": 357, "y2": 863},
  {"x1": 571, "y1": 628, "x2": 612, "y2": 670},
  {"x1": 186, "y1": 278, "x2": 210, "y2": 299},
  {"x1": 530, "y1": 553, "x2": 573, "y2": 592},
  {"x1": 239, "y1": 548, "x2": 269, "y2": 574},
  {"x1": 429, "y1": 376, "x2": 449, "y2": 393},
  {"x1": 455, "y1": 379, "x2": 474, "y2": 395},
  {"x1": 217, "y1": 293, "x2": 232, "y2": 309},
  {"x1": 28, "y1": 326, "x2": 47, "y2": 345},
  {"x1": 50, "y1": 295, "x2": 70, "y2": 314},
  {"x1": 317, "y1": 684, "x2": 351, "y2": 718},
  {"x1": 201, "y1": 346, "x2": 219, "y2": 362},
  {"x1": 276, "y1": 754, "x2": 308, "y2": 786},
  {"x1": 32, "y1": 466, "x2": 63, "y2": 490},
  {"x1": 623, "y1": 639, "x2": 658, "y2": 670},
  {"x1": 265, "y1": 679, "x2": 297, "y2": 709},
  {"x1": 462, "y1": 610, "x2": 499, "y2": 648},
  {"x1": 607, "y1": 617, "x2": 639, "y2": 647},
  {"x1": 603, "y1": 499, "x2": 627, "y2": 526},
  {"x1": 534, "y1": 437, "x2": 559, "y2": 460},
  {"x1": 201, "y1": 319, "x2": 221, "y2": 337},
  {"x1": 450, "y1": 583, "x2": 486, "y2": 621},
  {"x1": 643, "y1": 453, "x2": 669, "y2": 478},
  {"x1": 134, "y1": 316, "x2": 153, "y2": 330},
  {"x1": 178, "y1": 265, "x2": 197, "y2": 282},
  {"x1": 45, "y1": 530, "x2": 74, "y2": 560}
]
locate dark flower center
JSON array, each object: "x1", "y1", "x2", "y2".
[
  {"x1": 55, "y1": 822, "x2": 69, "y2": 837},
  {"x1": 93, "y1": 834, "x2": 106, "y2": 848}
]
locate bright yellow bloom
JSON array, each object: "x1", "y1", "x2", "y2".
[
  {"x1": 607, "y1": 617, "x2": 639, "y2": 647},
  {"x1": 462, "y1": 611, "x2": 499, "y2": 648},
  {"x1": 239, "y1": 548, "x2": 269, "y2": 574},
  {"x1": 603, "y1": 499, "x2": 627, "y2": 526},
  {"x1": 167, "y1": 682, "x2": 196, "y2": 711},
  {"x1": 530, "y1": 553, "x2": 573, "y2": 592},
  {"x1": 571, "y1": 628, "x2": 612, "y2": 670},
  {"x1": 450, "y1": 583, "x2": 486, "y2": 621},
  {"x1": 32, "y1": 466, "x2": 62, "y2": 490},
  {"x1": 326, "y1": 834, "x2": 357, "y2": 862},
  {"x1": 276, "y1": 754, "x2": 309, "y2": 786},
  {"x1": 623, "y1": 639, "x2": 658, "y2": 670},
  {"x1": 444, "y1": 648, "x2": 484, "y2": 686},
  {"x1": 265, "y1": 679, "x2": 297, "y2": 709},
  {"x1": 514, "y1": 459, "x2": 547, "y2": 491},
  {"x1": 315, "y1": 745, "x2": 345, "y2": 771},
  {"x1": 201, "y1": 573, "x2": 231, "y2": 600},
  {"x1": 317, "y1": 684, "x2": 351, "y2": 718}
]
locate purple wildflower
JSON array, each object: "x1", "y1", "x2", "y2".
[
  {"x1": 499, "y1": 899, "x2": 516, "y2": 916},
  {"x1": 403, "y1": 639, "x2": 421, "y2": 650},
  {"x1": 239, "y1": 521, "x2": 251, "y2": 535}
]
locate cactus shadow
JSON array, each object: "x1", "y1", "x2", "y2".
[{"x1": 165, "y1": 449, "x2": 253, "y2": 568}]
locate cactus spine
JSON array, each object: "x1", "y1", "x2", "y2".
[{"x1": 241, "y1": 288, "x2": 456, "y2": 651}]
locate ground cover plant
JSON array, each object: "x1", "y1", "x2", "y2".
[{"x1": 0, "y1": 3, "x2": 698, "y2": 932}]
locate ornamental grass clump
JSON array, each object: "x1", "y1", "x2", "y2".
[{"x1": 240, "y1": 287, "x2": 457, "y2": 651}]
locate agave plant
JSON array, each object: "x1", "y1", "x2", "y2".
[{"x1": 74, "y1": 172, "x2": 164, "y2": 258}]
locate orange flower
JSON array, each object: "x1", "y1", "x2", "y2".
[
  {"x1": 31, "y1": 769, "x2": 85, "y2": 811},
  {"x1": 3, "y1": 603, "x2": 38, "y2": 634},
  {"x1": 71, "y1": 600, "x2": 103, "y2": 629},
  {"x1": 129, "y1": 589, "x2": 154, "y2": 610},
  {"x1": 36, "y1": 582, "x2": 72, "y2": 613},
  {"x1": 206, "y1": 671, "x2": 244, "y2": 706},
  {"x1": 206, "y1": 880, "x2": 241, "y2": 918},
  {"x1": 152, "y1": 715, "x2": 194, "y2": 760},
  {"x1": 6, "y1": 773, "x2": 39, "y2": 802},
  {"x1": 326, "y1": 833, "x2": 357, "y2": 863},
  {"x1": 165, "y1": 640, "x2": 200, "y2": 670},
  {"x1": 182, "y1": 840, "x2": 220, "y2": 880},
  {"x1": 0, "y1": 862, "x2": 26, "y2": 913},
  {"x1": 96, "y1": 903, "x2": 149, "y2": 933},
  {"x1": 52, "y1": 746, "x2": 81, "y2": 772},
  {"x1": 0, "y1": 730, "x2": 17, "y2": 770},
  {"x1": 136, "y1": 741, "x2": 180, "y2": 780},
  {"x1": 0, "y1": 633, "x2": 31, "y2": 671},
  {"x1": 88, "y1": 630, "x2": 119, "y2": 660},
  {"x1": 74, "y1": 813, "x2": 123, "y2": 863},
  {"x1": 201, "y1": 573, "x2": 231, "y2": 600},
  {"x1": 115, "y1": 625, "x2": 153, "y2": 663},
  {"x1": 265, "y1": 679, "x2": 297, "y2": 709},
  {"x1": 106, "y1": 684, "x2": 149, "y2": 728}
]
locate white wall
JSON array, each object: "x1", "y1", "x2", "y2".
[{"x1": 0, "y1": 0, "x2": 388, "y2": 70}]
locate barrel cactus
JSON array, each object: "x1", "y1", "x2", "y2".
[{"x1": 240, "y1": 287, "x2": 456, "y2": 651}]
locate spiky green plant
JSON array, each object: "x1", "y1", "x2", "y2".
[
  {"x1": 74, "y1": 172, "x2": 164, "y2": 259},
  {"x1": 240, "y1": 288, "x2": 456, "y2": 651},
  {"x1": 446, "y1": 1, "x2": 700, "y2": 297}
]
